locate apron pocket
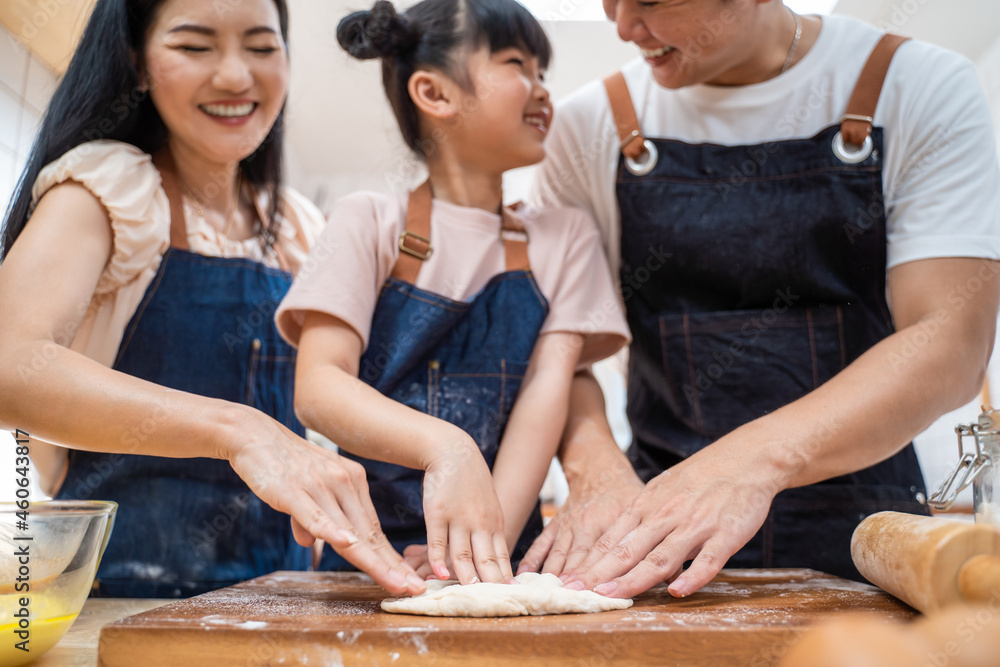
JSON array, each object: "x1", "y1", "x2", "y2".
[
  {"x1": 244, "y1": 337, "x2": 301, "y2": 432},
  {"x1": 659, "y1": 306, "x2": 845, "y2": 438}
]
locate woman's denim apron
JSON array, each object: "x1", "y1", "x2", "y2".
[
  {"x1": 56, "y1": 154, "x2": 310, "y2": 597},
  {"x1": 603, "y1": 34, "x2": 929, "y2": 580},
  {"x1": 320, "y1": 181, "x2": 548, "y2": 570}
]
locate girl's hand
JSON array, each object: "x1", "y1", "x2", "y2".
[
  {"x1": 421, "y1": 439, "x2": 514, "y2": 584},
  {"x1": 224, "y1": 405, "x2": 426, "y2": 596}
]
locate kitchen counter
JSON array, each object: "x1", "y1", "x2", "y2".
[{"x1": 27, "y1": 598, "x2": 172, "y2": 667}]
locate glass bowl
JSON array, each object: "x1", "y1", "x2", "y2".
[{"x1": 0, "y1": 500, "x2": 117, "y2": 666}]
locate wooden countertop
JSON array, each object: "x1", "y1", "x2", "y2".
[
  {"x1": 90, "y1": 569, "x2": 915, "y2": 667},
  {"x1": 29, "y1": 569, "x2": 919, "y2": 666}
]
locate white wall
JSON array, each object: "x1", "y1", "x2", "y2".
[{"x1": 0, "y1": 23, "x2": 57, "y2": 219}]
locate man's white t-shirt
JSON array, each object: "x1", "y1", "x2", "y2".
[{"x1": 529, "y1": 15, "x2": 1000, "y2": 287}]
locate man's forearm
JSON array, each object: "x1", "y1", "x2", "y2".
[{"x1": 736, "y1": 260, "x2": 999, "y2": 491}]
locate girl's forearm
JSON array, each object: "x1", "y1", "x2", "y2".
[
  {"x1": 492, "y1": 333, "x2": 582, "y2": 549},
  {"x1": 295, "y1": 361, "x2": 475, "y2": 471}
]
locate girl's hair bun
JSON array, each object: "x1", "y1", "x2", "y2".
[{"x1": 338, "y1": 0, "x2": 419, "y2": 60}]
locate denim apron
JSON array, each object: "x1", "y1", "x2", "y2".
[
  {"x1": 56, "y1": 152, "x2": 310, "y2": 597},
  {"x1": 603, "y1": 34, "x2": 929, "y2": 580},
  {"x1": 320, "y1": 181, "x2": 549, "y2": 570}
]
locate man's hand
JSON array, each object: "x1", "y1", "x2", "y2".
[
  {"x1": 517, "y1": 454, "x2": 643, "y2": 576},
  {"x1": 561, "y1": 440, "x2": 778, "y2": 599}
]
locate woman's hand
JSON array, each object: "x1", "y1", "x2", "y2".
[
  {"x1": 421, "y1": 437, "x2": 514, "y2": 585},
  {"x1": 225, "y1": 406, "x2": 426, "y2": 596},
  {"x1": 516, "y1": 367, "x2": 645, "y2": 577}
]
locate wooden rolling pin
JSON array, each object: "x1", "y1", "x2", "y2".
[{"x1": 851, "y1": 511, "x2": 1000, "y2": 613}]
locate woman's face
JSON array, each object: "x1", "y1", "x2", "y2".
[
  {"x1": 143, "y1": 0, "x2": 288, "y2": 166},
  {"x1": 603, "y1": 0, "x2": 770, "y2": 88}
]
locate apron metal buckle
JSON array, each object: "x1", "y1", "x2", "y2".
[
  {"x1": 832, "y1": 130, "x2": 874, "y2": 164},
  {"x1": 398, "y1": 230, "x2": 433, "y2": 260},
  {"x1": 625, "y1": 139, "x2": 659, "y2": 176}
]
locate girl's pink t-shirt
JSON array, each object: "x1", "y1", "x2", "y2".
[{"x1": 276, "y1": 190, "x2": 630, "y2": 367}]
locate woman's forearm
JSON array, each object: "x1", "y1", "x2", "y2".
[
  {"x1": 19, "y1": 437, "x2": 67, "y2": 497},
  {"x1": 558, "y1": 368, "x2": 636, "y2": 492},
  {"x1": 0, "y1": 338, "x2": 256, "y2": 462}
]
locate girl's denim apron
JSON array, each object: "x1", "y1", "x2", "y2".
[
  {"x1": 320, "y1": 181, "x2": 548, "y2": 570},
  {"x1": 56, "y1": 153, "x2": 310, "y2": 597},
  {"x1": 603, "y1": 34, "x2": 929, "y2": 580}
]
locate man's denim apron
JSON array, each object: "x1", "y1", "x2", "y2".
[
  {"x1": 603, "y1": 34, "x2": 928, "y2": 580},
  {"x1": 320, "y1": 181, "x2": 548, "y2": 570},
  {"x1": 57, "y1": 153, "x2": 309, "y2": 597}
]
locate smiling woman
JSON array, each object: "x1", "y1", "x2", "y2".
[{"x1": 0, "y1": 0, "x2": 425, "y2": 599}]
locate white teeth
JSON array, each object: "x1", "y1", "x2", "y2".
[
  {"x1": 525, "y1": 117, "x2": 546, "y2": 127},
  {"x1": 640, "y1": 45, "x2": 675, "y2": 58},
  {"x1": 201, "y1": 102, "x2": 255, "y2": 118}
]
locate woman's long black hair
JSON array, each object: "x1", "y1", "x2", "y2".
[{"x1": 1, "y1": 0, "x2": 290, "y2": 260}]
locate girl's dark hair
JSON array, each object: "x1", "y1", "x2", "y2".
[
  {"x1": 337, "y1": 0, "x2": 550, "y2": 157},
  {"x1": 1, "y1": 0, "x2": 290, "y2": 260}
]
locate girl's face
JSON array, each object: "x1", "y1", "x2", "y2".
[
  {"x1": 448, "y1": 45, "x2": 552, "y2": 172},
  {"x1": 143, "y1": 0, "x2": 288, "y2": 166},
  {"x1": 603, "y1": 0, "x2": 768, "y2": 88}
]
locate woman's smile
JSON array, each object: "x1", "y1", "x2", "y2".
[{"x1": 199, "y1": 100, "x2": 259, "y2": 126}]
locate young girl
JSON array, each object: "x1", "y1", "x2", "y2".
[
  {"x1": 276, "y1": 0, "x2": 629, "y2": 584},
  {"x1": 0, "y1": 0, "x2": 422, "y2": 597}
]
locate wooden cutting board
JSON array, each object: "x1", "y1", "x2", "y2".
[{"x1": 97, "y1": 569, "x2": 915, "y2": 666}]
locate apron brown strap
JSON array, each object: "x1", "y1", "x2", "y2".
[
  {"x1": 602, "y1": 71, "x2": 647, "y2": 162},
  {"x1": 151, "y1": 149, "x2": 189, "y2": 250},
  {"x1": 501, "y1": 206, "x2": 530, "y2": 272},
  {"x1": 390, "y1": 180, "x2": 434, "y2": 284},
  {"x1": 390, "y1": 181, "x2": 531, "y2": 284},
  {"x1": 841, "y1": 33, "x2": 911, "y2": 147}
]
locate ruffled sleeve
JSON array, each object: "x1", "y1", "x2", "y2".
[
  {"x1": 31, "y1": 139, "x2": 170, "y2": 296},
  {"x1": 275, "y1": 186, "x2": 325, "y2": 275}
]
